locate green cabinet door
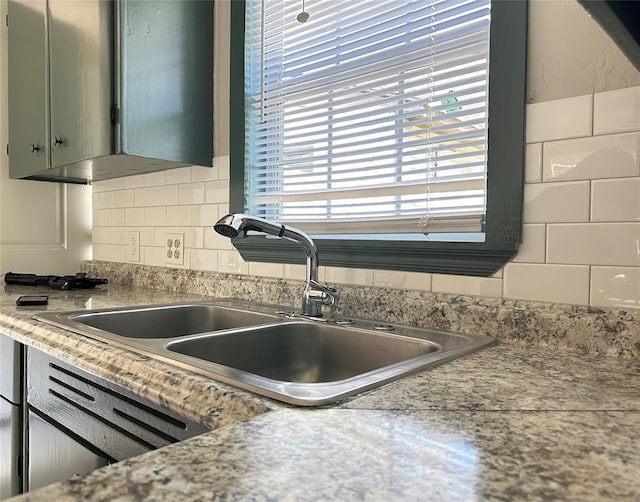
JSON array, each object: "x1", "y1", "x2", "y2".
[
  {"x1": 7, "y1": 0, "x2": 47, "y2": 178},
  {"x1": 48, "y1": 0, "x2": 113, "y2": 169}
]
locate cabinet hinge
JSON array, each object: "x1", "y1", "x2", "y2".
[
  {"x1": 110, "y1": 105, "x2": 119, "y2": 125},
  {"x1": 5, "y1": 14, "x2": 8, "y2": 27},
  {"x1": 6, "y1": 144, "x2": 8, "y2": 156}
]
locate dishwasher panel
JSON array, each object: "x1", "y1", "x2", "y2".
[
  {"x1": 27, "y1": 348, "x2": 208, "y2": 462},
  {"x1": 27, "y1": 410, "x2": 110, "y2": 492}
]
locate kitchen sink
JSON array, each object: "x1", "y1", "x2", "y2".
[{"x1": 35, "y1": 299, "x2": 494, "y2": 406}]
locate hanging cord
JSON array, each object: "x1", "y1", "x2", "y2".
[
  {"x1": 297, "y1": 0, "x2": 310, "y2": 22},
  {"x1": 260, "y1": 0, "x2": 266, "y2": 122}
]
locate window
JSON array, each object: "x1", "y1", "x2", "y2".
[{"x1": 230, "y1": 0, "x2": 527, "y2": 276}]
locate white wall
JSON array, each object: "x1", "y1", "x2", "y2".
[
  {"x1": 0, "y1": 0, "x2": 92, "y2": 275},
  {"x1": 527, "y1": 0, "x2": 640, "y2": 103},
  {"x1": 87, "y1": 0, "x2": 638, "y2": 309}
]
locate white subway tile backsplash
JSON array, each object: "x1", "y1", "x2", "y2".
[
  {"x1": 165, "y1": 167, "x2": 192, "y2": 184},
  {"x1": 503, "y1": 263, "x2": 590, "y2": 305},
  {"x1": 284, "y1": 264, "x2": 308, "y2": 282},
  {"x1": 591, "y1": 178, "x2": 640, "y2": 222},
  {"x1": 249, "y1": 262, "x2": 284, "y2": 278},
  {"x1": 93, "y1": 227, "x2": 127, "y2": 245},
  {"x1": 543, "y1": 133, "x2": 640, "y2": 182},
  {"x1": 526, "y1": 94, "x2": 592, "y2": 143},
  {"x1": 218, "y1": 250, "x2": 249, "y2": 275},
  {"x1": 135, "y1": 185, "x2": 178, "y2": 207},
  {"x1": 190, "y1": 249, "x2": 219, "y2": 272},
  {"x1": 91, "y1": 227, "x2": 104, "y2": 244},
  {"x1": 591, "y1": 266, "x2": 640, "y2": 309},
  {"x1": 93, "y1": 208, "x2": 125, "y2": 227},
  {"x1": 124, "y1": 207, "x2": 145, "y2": 227},
  {"x1": 166, "y1": 205, "x2": 191, "y2": 226},
  {"x1": 178, "y1": 183, "x2": 205, "y2": 205},
  {"x1": 525, "y1": 143, "x2": 543, "y2": 183},
  {"x1": 547, "y1": 223, "x2": 640, "y2": 266},
  {"x1": 91, "y1": 210, "x2": 102, "y2": 226},
  {"x1": 373, "y1": 270, "x2": 431, "y2": 291},
  {"x1": 92, "y1": 192, "x2": 100, "y2": 209},
  {"x1": 523, "y1": 181, "x2": 590, "y2": 223},
  {"x1": 594, "y1": 86, "x2": 640, "y2": 135},
  {"x1": 92, "y1": 177, "x2": 126, "y2": 193},
  {"x1": 217, "y1": 156, "x2": 230, "y2": 180},
  {"x1": 204, "y1": 229, "x2": 234, "y2": 250},
  {"x1": 93, "y1": 243, "x2": 127, "y2": 263},
  {"x1": 513, "y1": 224, "x2": 546, "y2": 263},
  {"x1": 98, "y1": 191, "x2": 116, "y2": 209},
  {"x1": 432, "y1": 274, "x2": 502, "y2": 298},
  {"x1": 325, "y1": 267, "x2": 373, "y2": 286},
  {"x1": 191, "y1": 165, "x2": 219, "y2": 182},
  {"x1": 143, "y1": 246, "x2": 168, "y2": 267},
  {"x1": 115, "y1": 189, "x2": 135, "y2": 208},
  {"x1": 190, "y1": 204, "x2": 220, "y2": 227},
  {"x1": 91, "y1": 243, "x2": 108, "y2": 261},
  {"x1": 124, "y1": 174, "x2": 146, "y2": 189},
  {"x1": 153, "y1": 228, "x2": 170, "y2": 247},
  {"x1": 142, "y1": 171, "x2": 167, "y2": 187},
  {"x1": 186, "y1": 228, "x2": 205, "y2": 249},
  {"x1": 205, "y1": 180, "x2": 229, "y2": 203},
  {"x1": 143, "y1": 207, "x2": 167, "y2": 226},
  {"x1": 136, "y1": 227, "x2": 155, "y2": 246},
  {"x1": 218, "y1": 204, "x2": 230, "y2": 218},
  {"x1": 110, "y1": 244, "x2": 128, "y2": 263}
]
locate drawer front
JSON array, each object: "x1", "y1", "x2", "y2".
[{"x1": 27, "y1": 348, "x2": 208, "y2": 461}]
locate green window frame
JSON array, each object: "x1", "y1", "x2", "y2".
[{"x1": 229, "y1": 0, "x2": 527, "y2": 276}]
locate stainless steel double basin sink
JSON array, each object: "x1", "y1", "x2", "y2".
[{"x1": 35, "y1": 299, "x2": 494, "y2": 406}]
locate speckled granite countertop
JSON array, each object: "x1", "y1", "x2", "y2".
[
  {"x1": 0, "y1": 284, "x2": 279, "y2": 430},
  {"x1": 1, "y1": 283, "x2": 639, "y2": 501}
]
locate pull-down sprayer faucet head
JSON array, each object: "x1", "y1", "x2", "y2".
[
  {"x1": 213, "y1": 213, "x2": 338, "y2": 317},
  {"x1": 213, "y1": 214, "x2": 316, "y2": 259},
  {"x1": 213, "y1": 213, "x2": 281, "y2": 239}
]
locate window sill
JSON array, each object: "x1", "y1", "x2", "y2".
[{"x1": 233, "y1": 236, "x2": 517, "y2": 276}]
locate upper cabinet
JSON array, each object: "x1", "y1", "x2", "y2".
[{"x1": 7, "y1": 0, "x2": 213, "y2": 184}]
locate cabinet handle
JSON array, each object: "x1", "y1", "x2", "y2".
[
  {"x1": 29, "y1": 143, "x2": 40, "y2": 153},
  {"x1": 51, "y1": 136, "x2": 64, "y2": 148}
]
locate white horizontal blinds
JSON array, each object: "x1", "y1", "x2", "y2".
[{"x1": 245, "y1": 0, "x2": 491, "y2": 235}]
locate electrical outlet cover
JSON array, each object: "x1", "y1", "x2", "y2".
[
  {"x1": 165, "y1": 233, "x2": 185, "y2": 266},
  {"x1": 127, "y1": 231, "x2": 140, "y2": 262}
]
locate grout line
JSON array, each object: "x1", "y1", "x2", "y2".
[
  {"x1": 588, "y1": 264, "x2": 593, "y2": 307},
  {"x1": 590, "y1": 89, "x2": 595, "y2": 136},
  {"x1": 544, "y1": 222, "x2": 548, "y2": 264}
]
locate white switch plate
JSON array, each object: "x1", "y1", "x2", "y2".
[
  {"x1": 127, "y1": 231, "x2": 140, "y2": 262},
  {"x1": 165, "y1": 233, "x2": 185, "y2": 266}
]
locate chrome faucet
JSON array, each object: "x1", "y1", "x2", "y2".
[{"x1": 213, "y1": 213, "x2": 339, "y2": 317}]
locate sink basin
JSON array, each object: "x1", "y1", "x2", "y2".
[
  {"x1": 167, "y1": 322, "x2": 438, "y2": 383},
  {"x1": 35, "y1": 299, "x2": 494, "y2": 406},
  {"x1": 67, "y1": 304, "x2": 279, "y2": 339}
]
